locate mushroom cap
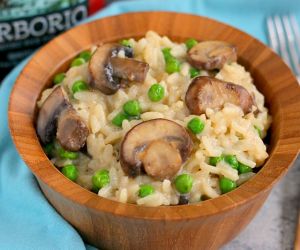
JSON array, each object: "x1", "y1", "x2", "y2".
[
  {"x1": 89, "y1": 43, "x2": 121, "y2": 95},
  {"x1": 185, "y1": 76, "x2": 255, "y2": 115},
  {"x1": 120, "y1": 119, "x2": 193, "y2": 180},
  {"x1": 89, "y1": 43, "x2": 149, "y2": 95},
  {"x1": 110, "y1": 57, "x2": 149, "y2": 83},
  {"x1": 56, "y1": 108, "x2": 89, "y2": 151},
  {"x1": 37, "y1": 86, "x2": 70, "y2": 145},
  {"x1": 188, "y1": 41, "x2": 237, "y2": 70}
]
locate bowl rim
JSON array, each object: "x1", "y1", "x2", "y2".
[{"x1": 8, "y1": 11, "x2": 300, "y2": 220}]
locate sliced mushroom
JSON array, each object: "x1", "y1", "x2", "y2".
[
  {"x1": 110, "y1": 57, "x2": 149, "y2": 82},
  {"x1": 89, "y1": 43, "x2": 119, "y2": 95},
  {"x1": 37, "y1": 86, "x2": 70, "y2": 144},
  {"x1": 141, "y1": 140, "x2": 182, "y2": 180},
  {"x1": 56, "y1": 109, "x2": 89, "y2": 151},
  {"x1": 188, "y1": 41, "x2": 237, "y2": 70},
  {"x1": 120, "y1": 119, "x2": 193, "y2": 180},
  {"x1": 37, "y1": 86, "x2": 89, "y2": 150},
  {"x1": 89, "y1": 43, "x2": 149, "y2": 95},
  {"x1": 185, "y1": 76, "x2": 255, "y2": 115}
]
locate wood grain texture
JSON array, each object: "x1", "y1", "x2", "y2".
[{"x1": 8, "y1": 12, "x2": 300, "y2": 249}]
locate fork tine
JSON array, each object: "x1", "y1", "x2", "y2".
[
  {"x1": 267, "y1": 17, "x2": 279, "y2": 52},
  {"x1": 273, "y1": 15, "x2": 292, "y2": 67},
  {"x1": 290, "y1": 15, "x2": 300, "y2": 55},
  {"x1": 282, "y1": 15, "x2": 300, "y2": 76}
]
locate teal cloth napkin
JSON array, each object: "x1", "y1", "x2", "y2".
[{"x1": 1, "y1": 0, "x2": 299, "y2": 249}]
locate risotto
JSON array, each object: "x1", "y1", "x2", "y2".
[{"x1": 36, "y1": 31, "x2": 271, "y2": 207}]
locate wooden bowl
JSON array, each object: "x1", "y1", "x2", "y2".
[{"x1": 8, "y1": 12, "x2": 300, "y2": 249}]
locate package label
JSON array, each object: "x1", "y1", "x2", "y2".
[{"x1": 0, "y1": 0, "x2": 93, "y2": 79}]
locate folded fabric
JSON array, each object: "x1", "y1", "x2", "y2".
[{"x1": 0, "y1": 0, "x2": 299, "y2": 249}]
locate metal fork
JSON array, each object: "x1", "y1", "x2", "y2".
[
  {"x1": 268, "y1": 15, "x2": 300, "y2": 249},
  {"x1": 267, "y1": 14, "x2": 300, "y2": 83}
]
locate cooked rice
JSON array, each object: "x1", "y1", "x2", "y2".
[{"x1": 38, "y1": 31, "x2": 271, "y2": 206}]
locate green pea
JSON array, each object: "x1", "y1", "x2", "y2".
[
  {"x1": 79, "y1": 50, "x2": 92, "y2": 62},
  {"x1": 187, "y1": 117, "x2": 205, "y2": 134},
  {"x1": 43, "y1": 142, "x2": 55, "y2": 156},
  {"x1": 189, "y1": 68, "x2": 201, "y2": 78},
  {"x1": 174, "y1": 174, "x2": 193, "y2": 194},
  {"x1": 162, "y1": 48, "x2": 172, "y2": 60},
  {"x1": 53, "y1": 73, "x2": 65, "y2": 85},
  {"x1": 224, "y1": 155, "x2": 239, "y2": 170},
  {"x1": 185, "y1": 38, "x2": 198, "y2": 50},
  {"x1": 92, "y1": 169, "x2": 110, "y2": 190},
  {"x1": 148, "y1": 83, "x2": 165, "y2": 102},
  {"x1": 112, "y1": 112, "x2": 129, "y2": 127},
  {"x1": 138, "y1": 184, "x2": 155, "y2": 198},
  {"x1": 209, "y1": 156, "x2": 224, "y2": 166},
  {"x1": 162, "y1": 48, "x2": 181, "y2": 74},
  {"x1": 238, "y1": 162, "x2": 253, "y2": 174},
  {"x1": 53, "y1": 140, "x2": 63, "y2": 154},
  {"x1": 165, "y1": 58, "x2": 181, "y2": 74},
  {"x1": 61, "y1": 164, "x2": 78, "y2": 181},
  {"x1": 70, "y1": 57, "x2": 85, "y2": 67},
  {"x1": 254, "y1": 125, "x2": 262, "y2": 138},
  {"x1": 72, "y1": 80, "x2": 88, "y2": 94},
  {"x1": 58, "y1": 148, "x2": 79, "y2": 160},
  {"x1": 219, "y1": 177, "x2": 237, "y2": 194},
  {"x1": 123, "y1": 100, "x2": 141, "y2": 116},
  {"x1": 120, "y1": 39, "x2": 131, "y2": 47}
]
